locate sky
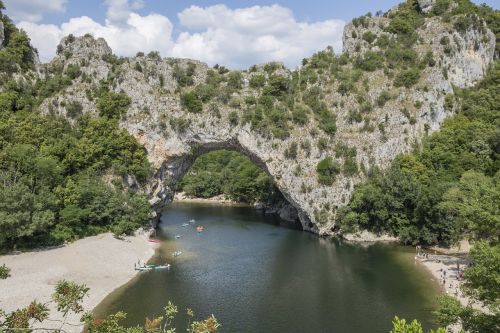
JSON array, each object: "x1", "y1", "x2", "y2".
[{"x1": 3, "y1": 0, "x2": 499, "y2": 68}]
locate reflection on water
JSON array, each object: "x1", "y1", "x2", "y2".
[{"x1": 94, "y1": 202, "x2": 439, "y2": 332}]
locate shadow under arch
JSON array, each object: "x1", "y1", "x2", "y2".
[{"x1": 151, "y1": 137, "x2": 312, "y2": 232}]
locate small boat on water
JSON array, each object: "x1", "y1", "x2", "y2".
[
  {"x1": 189, "y1": 219, "x2": 196, "y2": 223},
  {"x1": 196, "y1": 226, "x2": 205, "y2": 233},
  {"x1": 135, "y1": 264, "x2": 171, "y2": 272},
  {"x1": 172, "y1": 251, "x2": 183, "y2": 257},
  {"x1": 175, "y1": 235, "x2": 181, "y2": 239},
  {"x1": 181, "y1": 223, "x2": 189, "y2": 227}
]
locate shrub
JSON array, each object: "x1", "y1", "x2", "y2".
[
  {"x1": 66, "y1": 101, "x2": 83, "y2": 118},
  {"x1": 394, "y1": 68, "x2": 421, "y2": 88},
  {"x1": 292, "y1": 105, "x2": 309, "y2": 125},
  {"x1": 194, "y1": 84, "x2": 216, "y2": 102},
  {"x1": 181, "y1": 91, "x2": 203, "y2": 113},
  {"x1": 96, "y1": 91, "x2": 131, "y2": 119},
  {"x1": 354, "y1": 51, "x2": 384, "y2": 72},
  {"x1": 317, "y1": 110, "x2": 337, "y2": 136},
  {"x1": 173, "y1": 64, "x2": 195, "y2": 87},
  {"x1": 228, "y1": 111, "x2": 239, "y2": 126},
  {"x1": 227, "y1": 72, "x2": 243, "y2": 90},
  {"x1": 147, "y1": 51, "x2": 161, "y2": 61},
  {"x1": 362, "y1": 31, "x2": 377, "y2": 44},
  {"x1": 65, "y1": 64, "x2": 81, "y2": 80},
  {"x1": 249, "y1": 74, "x2": 266, "y2": 88},
  {"x1": 263, "y1": 75, "x2": 290, "y2": 97},
  {"x1": 377, "y1": 91, "x2": 391, "y2": 107},
  {"x1": 0, "y1": 264, "x2": 10, "y2": 279},
  {"x1": 284, "y1": 142, "x2": 298, "y2": 159},
  {"x1": 343, "y1": 156, "x2": 359, "y2": 176},
  {"x1": 169, "y1": 117, "x2": 191, "y2": 133},
  {"x1": 316, "y1": 157, "x2": 340, "y2": 185}
]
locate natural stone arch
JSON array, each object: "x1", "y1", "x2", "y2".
[
  {"x1": 147, "y1": 135, "x2": 315, "y2": 233},
  {"x1": 40, "y1": 2, "x2": 495, "y2": 235}
]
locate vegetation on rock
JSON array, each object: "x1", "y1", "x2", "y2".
[{"x1": 339, "y1": 62, "x2": 500, "y2": 246}]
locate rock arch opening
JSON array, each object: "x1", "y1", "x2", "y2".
[
  {"x1": 149, "y1": 139, "x2": 312, "y2": 232},
  {"x1": 157, "y1": 141, "x2": 306, "y2": 230}
]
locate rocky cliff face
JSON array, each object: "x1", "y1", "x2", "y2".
[
  {"x1": 37, "y1": 1, "x2": 495, "y2": 235},
  {"x1": 0, "y1": 21, "x2": 4, "y2": 49}
]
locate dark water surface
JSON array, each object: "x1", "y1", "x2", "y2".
[{"x1": 95, "y1": 202, "x2": 439, "y2": 332}]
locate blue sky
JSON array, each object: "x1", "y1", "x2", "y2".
[{"x1": 4, "y1": 0, "x2": 499, "y2": 68}]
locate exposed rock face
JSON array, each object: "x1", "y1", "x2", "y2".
[
  {"x1": 418, "y1": 0, "x2": 436, "y2": 13},
  {"x1": 38, "y1": 9, "x2": 495, "y2": 236},
  {"x1": 0, "y1": 21, "x2": 4, "y2": 49}
]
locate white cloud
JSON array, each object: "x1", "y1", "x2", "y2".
[
  {"x1": 17, "y1": 1, "x2": 345, "y2": 69},
  {"x1": 4, "y1": 0, "x2": 67, "y2": 22}
]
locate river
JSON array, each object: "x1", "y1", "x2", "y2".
[{"x1": 94, "y1": 202, "x2": 439, "y2": 332}]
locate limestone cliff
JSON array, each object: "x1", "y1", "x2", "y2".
[
  {"x1": 37, "y1": 1, "x2": 495, "y2": 235},
  {"x1": 0, "y1": 21, "x2": 4, "y2": 49}
]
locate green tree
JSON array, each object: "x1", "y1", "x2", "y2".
[{"x1": 316, "y1": 157, "x2": 340, "y2": 185}]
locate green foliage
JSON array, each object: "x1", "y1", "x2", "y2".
[
  {"x1": 394, "y1": 68, "x2": 421, "y2": 88},
  {"x1": 434, "y1": 242, "x2": 499, "y2": 333},
  {"x1": 65, "y1": 64, "x2": 81, "y2": 80},
  {"x1": 390, "y1": 316, "x2": 446, "y2": 333},
  {"x1": 227, "y1": 71, "x2": 243, "y2": 90},
  {"x1": 179, "y1": 150, "x2": 278, "y2": 203},
  {"x1": 316, "y1": 157, "x2": 340, "y2": 185},
  {"x1": 96, "y1": 91, "x2": 131, "y2": 119},
  {"x1": 249, "y1": 74, "x2": 266, "y2": 88},
  {"x1": 228, "y1": 111, "x2": 239, "y2": 126},
  {"x1": 173, "y1": 63, "x2": 196, "y2": 87},
  {"x1": 181, "y1": 91, "x2": 203, "y2": 113},
  {"x1": 354, "y1": 51, "x2": 384, "y2": 72},
  {"x1": 339, "y1": 62, "x2": 500, "y2": 245},
  {"x1": 0, "y1": 75, "x2": 151, "y2": 250},
  {"x1": 0, "y1": 16, "x2": 35, "y2": 73},
  {"x1": 0, "y1": 264, "x2": 10, "y2": 279},
  {"x1": 66, "y1": 100, "x2": 83, "y2": 118},
  {"x1": 362, "y1": 31, "x2": 377, "y2": 44},
  {"x1": 385, "y1": 0, "x2": 424, "y2": 36}
]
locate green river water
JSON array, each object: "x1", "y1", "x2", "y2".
[{"x1": 94, "y1": 202, "x2": 440, "y2": 332}]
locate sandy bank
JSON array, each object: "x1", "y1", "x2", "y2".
[
  {"x1": 173, "y1": 192, "x2": 250, "y2": 206},
  {"x1": 415, "y1": 252, "x2": 485, "y2": 312},
  {"x1": 0, "y1": 232, "x2": 156, "y2": 332}
]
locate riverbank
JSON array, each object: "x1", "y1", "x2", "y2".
[
  {"x1": 415, "y1": 252, "x2": 486, "y2": 313},
  {"x1": 174, "y1": 192, "x2": 249, "y2": 206},
  {"x1": 0, "y1": 231, "x2": 156, "y2": 332}
]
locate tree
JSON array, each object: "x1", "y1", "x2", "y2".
[
  {"x1": 0, "y1": 279, "x2": 220, "y2": 333},
  {"x1": 181, "y1": 91, "x2": 203, "y2": 113},
  {"x1": 96, "y1": 91, "x2": 131, "y2": 119},
  {"x1": 316, "y1": 157, "x2": 340, "y2": 185},
  {"x1": 434, "y1": 242, "x2": 500, "y2": 333},
  {"x1": 439, "y1": 171, "x2": 500, "y2": 242},
  {"x1": 390, "y1": 316, "x2": 446, "y2": 333}
]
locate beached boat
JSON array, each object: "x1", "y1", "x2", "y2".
[
  {"x1": 148, "y1": 239, "x2": 161, "y2": 243},
  {"x1": 135, "y1": 264, "x2": 170, "y2": 271}
]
